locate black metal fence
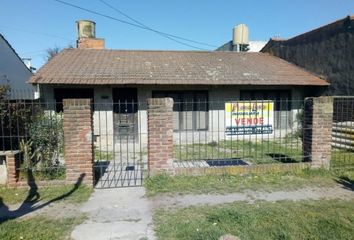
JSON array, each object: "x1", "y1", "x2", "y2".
[
  {"x1": 92, "y1": 101, "x2": 147, "y2": 188},
  {"x1": 331, "y1": 97, "x2": 354, "y2": 169},
  {"x1": 172, "y1": 99, "x2": 306, "y2": 168},
  {"x1": 0, "y1": 96, "x2": 353, "y2": 186},
  {"x1": 0, "y1": 99, "x2": 65, "y2": 181}
]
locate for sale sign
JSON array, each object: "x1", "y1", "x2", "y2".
[{"x1": 225, "y1": 101, "x2": 274, "y2": 136}]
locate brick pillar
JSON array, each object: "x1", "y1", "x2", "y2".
[
  {"x1": 6, "y1": 151, "x2": 20, "y2": 187},
  {"x1": 147, "y1": 98, "x2": 174, "y2": 175},
  {"x1": 63, "y1": 99, "x2": 94, "y2": 186},
  {"x1": 303, "y1": 96, "x2": 333, "y2": 169}
]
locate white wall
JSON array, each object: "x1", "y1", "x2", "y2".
[
  {"x1": 0, "y1": 36, "x2": 34, "y2": 99},
  {"x1": 248, "y1": 41, "x2": 267, "y2": 52}
]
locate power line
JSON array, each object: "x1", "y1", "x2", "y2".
[
  {"x1": 98, "y1": 0, "x2": 217, "y2": 48},
  {"x1": 0, "y1": 25, "x2": 72, "y2": 41},
  {"x1": 97, "y1": 0, "x2": 207, "y2": 51},
  {"x1": 51, "y1": 0, "x2": 213, "y2": 50}
]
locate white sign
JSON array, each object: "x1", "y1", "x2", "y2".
[{"x1": 225, "y1": 101, "x2": 274, "y2": 135}]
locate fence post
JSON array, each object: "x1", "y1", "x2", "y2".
[
  {"x1": 63, "y1": 99, "x2": 94, "y2": 186},
  {"x1": 5, "y1": 151, "x2": 20, "y2": 187},
  {"x1": 147, "y1": 98, "x2": 174, "y2": 175},
  {"x1": 303, "y1": 96, "x2": 333, "y2": 169}
]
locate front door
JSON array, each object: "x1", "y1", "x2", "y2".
[{"x1": 112, "y1": 88, "x2": 138, "y2": 143}]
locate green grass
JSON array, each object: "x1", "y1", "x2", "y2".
[
  {"x1": 145, "y1": 169, "x2": 348, "y2": 196},
  {"x1": 154, "y1": 199, "x2": 354, "y2": 240},
  {"x1": 174, "y1": 139, "x2": 303, "y2": 164},
  {"x1": 94, "y1": 149, "x2": 114, "y2": 161},
  {"x1": 174, "y1": 139, "x2": 354, "y2": 167},
  {"x1": 331, "y1": 149, "x2": 354, "y2": 169},
  {"x1": 0, "y1": 216, "x2": 86, "y2": 240},
  {"x1": 18, "y1": 166, "x2": 66, "y2": 181},
  {"x1": 0, "y1": 184, "x2": 93, "y2": 205}
]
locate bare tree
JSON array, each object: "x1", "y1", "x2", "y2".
[
  {"x1": 45, "y1": 44, "x2": 74, "y2": 62},
  {"x1": 45, "y1": 46, "x2": 61, "y2": 62}
]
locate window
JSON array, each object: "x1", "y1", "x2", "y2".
[
  {"x1": 240, "y1": 90, "x2": 292, "y2": 129},
  {"x1": 152, "y1": 91, "x2": 208, "y2": 131},
  {"x1": 54, "y1": 88, "x2": 94, "y2": 112}
]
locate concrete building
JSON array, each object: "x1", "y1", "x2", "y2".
[
  {"x1": 0, "y1": 34, "x2": 34, "y2": 99},
  {"x1": 261, "y1": 15, "x2": 354, "y2": 95},
  {"x1": 216, "y1": 40, "x2": 267, "y2": 52}
]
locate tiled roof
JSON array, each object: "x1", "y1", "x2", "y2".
[{"x1": 29, "y1": 49, "x2": 329, "y2": 86}]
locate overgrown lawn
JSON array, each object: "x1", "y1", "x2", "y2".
[
  {"x1": 145, "y1": 169, "x2": 353, "y2": 196},
  {"x1": 154, "y1": 199, "x2": 354, "y2": 240}
]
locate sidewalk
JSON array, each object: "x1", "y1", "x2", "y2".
[{"x1": 71, "y1": 187, "x2": 155, "y2": 240}]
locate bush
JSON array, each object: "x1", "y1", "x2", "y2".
[{"x1": 28, "y1": 112, "x2": 64, "y2": 167}]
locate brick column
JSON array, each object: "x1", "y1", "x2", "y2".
[
  {"x1": 6, "y1": 151, "x2": 20, "y2": 187},
  {"x1": 303, "y1": 96, "x2": 333, "y2": 169},
  {"x1": 147, "y1": 98, "x2": 174, "y2": 175},
  {"x1": 63, "y1": 99, "x2": 94, "y2": 186}
]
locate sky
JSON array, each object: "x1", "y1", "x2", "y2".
[{"x1": 1, "y1": 0, "x2": 353, "y2": 69}]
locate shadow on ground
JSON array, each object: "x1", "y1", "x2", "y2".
[
  {"x1": 0, "y1": 169, "x2": 85, "y2": 224},
  {"x1": 267, "y1": 153, "x2": 298, "y2": 163},
  {"x1": 336, "y1": 176, "x2": 354, "y2": 191}
]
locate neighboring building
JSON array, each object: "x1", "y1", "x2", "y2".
[
  {"x1": 0, "y1": 34, "x2": 34, "y2": 99},
  {"x1": 261, "y1": 15, "x2": 354, "y2": 95},
  {"x1": 29, "y1": 21, "x2": 328, "y2": 148},
  {"x1": 216, "y1": 24, "x2": 267, "y2": 52},
  {"x1": 216, "y1": 40, "x2": 267, "y2": 52}
]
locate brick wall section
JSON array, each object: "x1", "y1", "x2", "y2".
[
  {"x1": 63, "y1": 99, "x2": 94, "y2": 186},
  {"x1": 147, "y1": 98, "x2": 174, "y2": 175},
  {"x1": 303, "y1": 97, "x2": 333, "y2": 169},
  {"x1": 77, "y1": 38, "x2": 105, "y2": 49},
  {"x1": 6, "y1": 151, "x2": 20, "y2": 187}
]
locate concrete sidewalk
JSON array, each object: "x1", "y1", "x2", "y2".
[{"x1": 71, "y1": 187, "x2": 155, "y2": 240}]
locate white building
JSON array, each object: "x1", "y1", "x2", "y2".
[{"x1": 0, "y1": 34, "x2": 34, "y2": 99}]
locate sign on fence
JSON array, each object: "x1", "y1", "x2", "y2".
[{"x1": 225, "y1": 101, "x2": 274, "y2": 136}]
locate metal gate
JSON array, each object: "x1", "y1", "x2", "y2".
[
  {"x1": 93, "y1": 101, "x2": 147, "y2": 188},
  {"x1": 331, "y1": 97, "x2": 354, "y2": 169}
]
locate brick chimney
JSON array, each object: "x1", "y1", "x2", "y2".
[{"x1": 76, "y1": 20, "x2": 105, "y2": 49}]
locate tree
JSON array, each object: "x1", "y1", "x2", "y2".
[
  {"x1": 45, "y1": 46, "x2": 61, "y2": 62},
  {"x1": 45, "y1": 44, "x2": 74, "y2": 62}
]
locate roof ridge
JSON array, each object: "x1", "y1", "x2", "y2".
[{"x1": 65, "y1": 48, "x2": 264, "y2": 54}]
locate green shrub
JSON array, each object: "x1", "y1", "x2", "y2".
[{"x1": 28, "y1": 112, "x2": 64, "y2": 167}]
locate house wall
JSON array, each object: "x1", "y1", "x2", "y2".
[
  {"x1": 0, "y1": 36, "x2": 34, "y2": 99},
  {"x1": 40, "y1": 84, "x2": 308, "y2": 151}
]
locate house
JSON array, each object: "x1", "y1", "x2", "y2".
[
  {"x1": 28, "y1": 21, "x2": 329, "y2": 149},
  {"x1": 261, "y1": 15, "x2": 354, "y2": 95},
  {"x1": 0, "y1": 34, "x2": 34, "y2": 99}
]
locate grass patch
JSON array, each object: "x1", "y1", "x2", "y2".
[
  {"x1": 18, "y1": 165, "x2": 66, "y2": 181},
  {"x1": 94, "y1": 149, "x2": 114, "y2": 161},
  {"x1": 154, "y1": 199, "x2": 354, "y2": 240},
  {"x1": 0, "y1": 184, "x2": 93, "y2": 205},
  {"x1": 0, "y1": 216, "x2": 86, "y2": 240},
  {"x1": 145, "y1": 169, "x2": 343, "y2": 196},
  {"x1": 331, "y1": 149, "x2": 354, "y2": 169},
  {"x1": 174, "y1": 140, "x2": 303, "y2": 164}
]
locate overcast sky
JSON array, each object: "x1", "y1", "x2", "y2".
[{"x1": 1, "y1": 0, "x2": 353, "y2": 69}]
